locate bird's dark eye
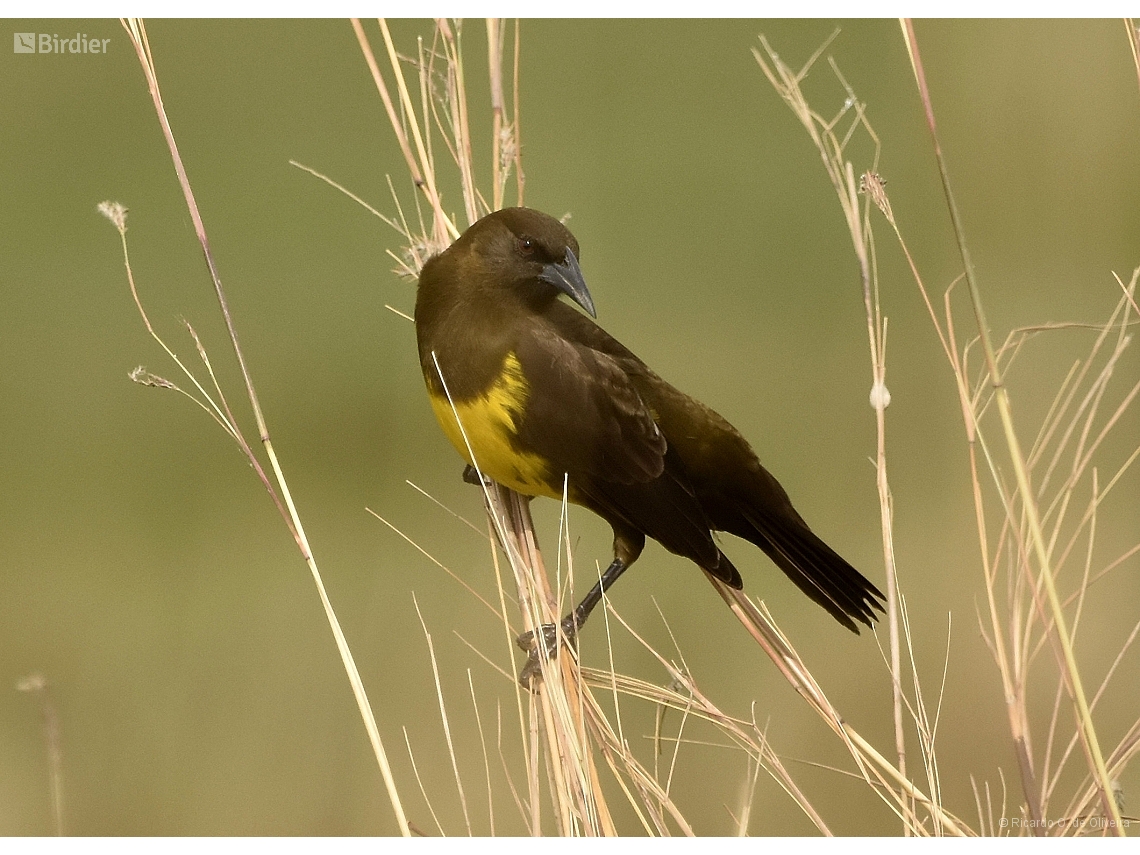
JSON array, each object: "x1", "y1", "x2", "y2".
[{"x1": 516, "y1": 236, "x2": 535, "y2": 257}]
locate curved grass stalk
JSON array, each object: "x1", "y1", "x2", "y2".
[
  {"x1": 900, "y1": 19, "x2": 1124, "y2": 834},
  {"x1": 118, "y1": 17, "x2": 410, "y2": 837}
]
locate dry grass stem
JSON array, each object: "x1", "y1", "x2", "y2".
[
  {"x1": 835, "y1": 20, "x2": 1140, "y2": 835},
  {"x1": 754, "y1": 33, "x2": 950, "y2": 835},
  {"x1": 113, "y1": 17, "x2": 410, "y2": 835}
]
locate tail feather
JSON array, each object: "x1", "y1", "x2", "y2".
[{"x1": 742, "y1": 509, "x2": 884, "y2": 632}]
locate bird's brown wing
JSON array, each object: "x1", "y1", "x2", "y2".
[
  {"x1": 515, "y1": 319, "x2": 665, "y2": 486},
  {"x1": 513, "y1": 318, "x2": 726, "y2": 572},
  {"x1": 540, "y1": 301, "x2": 881, "y2": 625}
]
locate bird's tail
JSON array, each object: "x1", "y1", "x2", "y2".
[{"x1": 741, "y1": 508, "x2": 885, "y2": 632}]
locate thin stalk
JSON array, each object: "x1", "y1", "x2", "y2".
[
  {"x1": 512, "y1": 20, "x2": 525, "y2": 204},
  {"x1": 753, "y1": 39, "x2": 911, "y2": 825},
  {"x1": 351, "y1": 18, "x2": 458, "y2": 243},
  {"x1": 436, "y1": 19, "x2": 479, "y2": 226},
  {"x1": 869, "y1": 176, "x2": 1048, "y2": 830},
  {"x1": 121, "y1": 18, "x2": 409, "y2": 837},
  {"x1": 708, "y1": 578, "x2": 969, "y2": 836},
  {"x1": 900, "y1": 18, "x2": 1123, "y2": 833},
  {"x1": 1126, "y1": 18, "x2": 1140, "y2": 95},
  {"x1": 487, "y1": 18, "x2": 505, "y2": 211}
]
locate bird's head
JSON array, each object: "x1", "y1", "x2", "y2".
[{"x1": 421, "y1": 207, "x2": 597, "y2": 319}]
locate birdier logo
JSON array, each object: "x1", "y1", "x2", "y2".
[{"x1": 14, "y1": 32, "x2": 110, "y2": 53}]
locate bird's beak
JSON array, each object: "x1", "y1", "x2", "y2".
[{"x1": 540, "y1": 248, "x2": 597, "y2": 319}]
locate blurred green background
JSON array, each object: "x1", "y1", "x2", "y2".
[{"x1": 2, "y1": 18, "x2": 1139, "y2": 835}]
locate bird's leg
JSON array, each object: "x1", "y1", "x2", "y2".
[
  {"x1": 516, "y1": 557, "x2": 630, "y2": 687},
  {"x1": 462, "y1": 464, "x2": 492, "y2": 487}
]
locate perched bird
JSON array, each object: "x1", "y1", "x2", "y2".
[{"x1": 415, "y1": 207, "x2": 884, "y2": 678}]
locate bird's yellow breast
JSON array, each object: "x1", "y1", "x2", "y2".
[{"x1": 428, "y1": 352, "x2": 561, "y2": 499}]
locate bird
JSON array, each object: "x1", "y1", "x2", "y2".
[{"x1": 414, "y1": 206, "x2": 884, "y2": 682}]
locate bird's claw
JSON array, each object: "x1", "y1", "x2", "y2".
[
  {"x1": 462, "y1": 464, "x2": 493, "y2": 487},
  {"x1": 515, "y1": 615, "x2": 579, "y2": 689}
]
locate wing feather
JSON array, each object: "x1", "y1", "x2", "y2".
[{"x1": 513, "y1": 315, "x2": 723, "y2": 569}]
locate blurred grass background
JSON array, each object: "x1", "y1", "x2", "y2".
[{"x1": 1, "y1": 18, "x2": 1138, "y2": 835}]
